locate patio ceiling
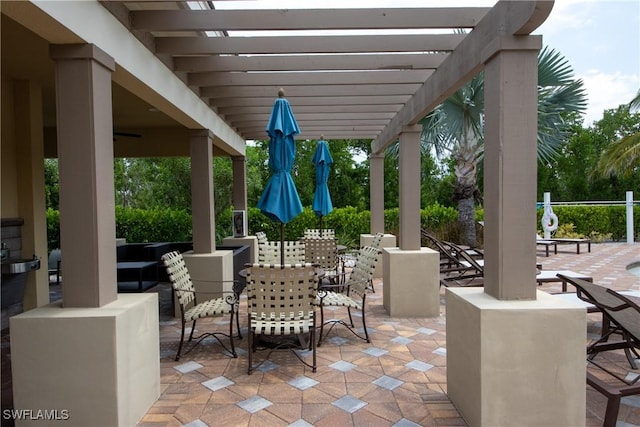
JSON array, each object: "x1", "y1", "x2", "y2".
[{"x1": 99, "y1": 1, "x2": 552, "y2": 151}]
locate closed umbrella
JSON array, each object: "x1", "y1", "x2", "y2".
[
  {"x1": 256, "y1": 89, "x2": 303, "y2": 264},
  {"x1": 312, "y1": 136, "x2": 333, "y2": 235}
]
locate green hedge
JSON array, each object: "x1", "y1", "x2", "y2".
[{"x1": 46, "y1": 204, "x2": 639, "y2": 250}]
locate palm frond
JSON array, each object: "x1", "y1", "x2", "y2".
[{"x1": 592, "y1": 132, "x2": 640, "y2": 178}]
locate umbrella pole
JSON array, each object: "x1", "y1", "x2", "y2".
[
  {"x1": 319, "y1": 215, "x2": 323, "y2": 237},
  {"x1": 280, "y1": 222, "x2": 285, "y2": 265}
]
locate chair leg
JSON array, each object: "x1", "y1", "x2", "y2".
[
  {"x1": 602, "y1": 395, "x2": 621, "y2": 427},
  {"x1": 311, "y1": 323, "x2": 317, "y2": 373},
  {"x1": 360, "y1": 307, "x2": 370, "y2": 343},
  {"x1": 235, "y1": 309, "x2": 242, "y2": 340},
  {"x1": 176, "y1": 320, "x2": 187, "y2": 361},
  {"x1": 228, "y1": 308, "x2": 237, "y2": 358},
  {"x1": 347, "y1": 307, "x2": 355, "y2": 327},
  {"x1": 189, "y1": 319, "x2": 197, "y2": 341},
  {"x1": 317, "y1": 304, "x2": 326, "y2": 347}
]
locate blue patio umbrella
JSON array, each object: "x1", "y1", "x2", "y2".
[
  {"x1": 311, "y1": 137, "x2": 333, "y2": 235},
  {"x1": 256, "y1": 89, "x2": 303, "y2": 263}
]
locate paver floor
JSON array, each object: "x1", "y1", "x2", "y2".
[{"x1": 136, "y1": 242, "x2": 640, "y2": 427}]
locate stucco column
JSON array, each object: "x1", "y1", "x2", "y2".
[
  {"x1": 482, "y1": 36, "x2": 540, "y2": 300},
  {"x1": 232, "y1": 155, "x2": 247, "y2": 212},
  {"x1": 50, "y1": 44, "x2": 117, "y2": 308},
  {"x1": 369, "y1": 153, "x2": 385, "y2": 234},
  {"x1": 398, "y1": 126, "x2": 421, "y2": 250},
  {"x1": 190, "y1": 130, "x2": 215, "y2": 254}
]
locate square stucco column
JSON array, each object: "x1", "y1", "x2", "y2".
[
  {"x1": 369, "y1": 153, "x2": 385, "y2": 234},
  {"x1": 50, "y1": 44, "x2": 117, "y2": 308},
  {"x1": 190, "y1": 130, "x2": 216, "y2": 254},
  {"x1": 383, "y1": 247, "x2": 439, "y2": 317},
  {"x1": 398, "y1": 126, "x2": 421, "y2": 250},
  {"x1": 446, "y1": 37, "x2": 586, "y2": 426},
  {"x1": 10, "y1": 294, "x2": 160, "y2": 427},
  {"x1": 446, "y1": 289, "x2": 586, "y2": 426}
]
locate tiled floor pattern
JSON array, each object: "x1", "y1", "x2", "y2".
[{"x1": 137, "y1": 243, "x2": 640, "y2": 427}]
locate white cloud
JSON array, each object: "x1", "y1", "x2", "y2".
[{"x1": 579, "y1": 70, "x2": 639, "y2": 125}]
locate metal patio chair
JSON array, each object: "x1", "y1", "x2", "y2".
[
  {"x1": 245, "y1": 263, "x2": 319, "y2": 375},
  {"x1": 317, "y1": 245, "x2": 380, "y2": 346},
  {"x1": 161, "y1": 251, "x2": 241, "y2": 360}
]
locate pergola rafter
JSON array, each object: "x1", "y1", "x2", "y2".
[{"x1": 104, "y1": 1, "x2": 552, "y2": 150}]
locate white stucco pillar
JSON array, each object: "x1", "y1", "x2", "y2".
[
  {"x1": 50, "y1": 44, "x2": 117, "y2": 308},
  {"x1": 190, "y1": 129, "x2": 216, "y2": 254}
]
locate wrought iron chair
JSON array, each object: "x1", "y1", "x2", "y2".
[
  {"x1": 258, "y1": 240, "x2": 306, "y2": 264},
  {"x1": 302, "y1": 237, "x2": 340, "y2": 285},
  {"x1": 317, "y1": 245, "x2": 380, "y2": 346},
  {"x1": 161, "y1": 251, "x2": 241, "y2": 360},
  {"x1": 245, "y1": 263, "x2": 319, "y2": 375}
]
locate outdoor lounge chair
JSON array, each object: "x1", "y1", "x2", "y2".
[
  {"x1": 422, "y1": 231, "x2": 477, "y2": 275},
  {"x1": 317, "y1": 245, "x2": 380, "y2": 346},
  {"x1": 537, "y1": 234, "x2": 590, "y2": 254},
  {"x1": 244, "y1": 263, "x2": 319, "y2": 375},
  {"x1": 161, "y1": 251, "x2": 241, "y2": 360},
  {"x1": 557, "y1": 274, "x2": 639, "y2": 368},
  {"x1": 556, "y1": 274, "x2": 640, "y2": 426},
  {"x1": 535, "y1": 235, "x2": 558, "y2": 257}
]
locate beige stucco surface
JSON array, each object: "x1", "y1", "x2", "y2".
[
  {"x1": 10, "y1": 294, "x2": 160, "y2": 427},
  {"x1": 446, "y1": 288, "x2": 586, "y2": 426},
  {"x1": 382, "y1": 247, "x2": 440, "y2": 317}
]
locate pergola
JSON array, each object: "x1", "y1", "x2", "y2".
[{"x1": 2, "y1": 2, "x2": 587, "y2": 426}]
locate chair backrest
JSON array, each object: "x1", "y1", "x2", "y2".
[
  {"x1": 258, "y1": 241, "x2": 306, "y2": 264},
  {"x1": 371, "y1": 232, "x2": 384, "y2": 249},
  {"x1": 303, "y1": 228, "x2": 335, "y2": 239},
  {"x1": 448, "y1": 243, "x2": 484, "y2": 274},
  {"x1": 245, "y1": 263, "x2": 319, "y2": 325},
  {"x1": 48, "y1": 249, "x2": 62, "y2": 270},
  {"x1": 560, "y1": 275, "x2": 640, "y2": 343},
  {"x1": 347, "y1": 246, "x2": 380, "y2": 298},
  {"x1": 302, "y1": 237, "x2": 339, "y2": 272},
  {"x1": 422, "y1": 231, "x2": 463, "y2": 267},
  {"x1": 255, "y1": 231, "x2": 268, "y2": 245},
  {"x1": 161, "y1": 251, "x2": 196, "y2": 308}
]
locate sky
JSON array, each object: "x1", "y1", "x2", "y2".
[
  {"x1": 533, "y1": 0, "x2": 640, "y2": 125},
  {"x1": 215, "y1": 0, "x2": 639, "y2": 128}
]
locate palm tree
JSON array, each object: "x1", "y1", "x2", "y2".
[
  {"x1": 592, "y1": 89, "x2": 640, "y2": 178},
  {"x1": 389, "y1": 46, "x2": 587, "y2": 246}
]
